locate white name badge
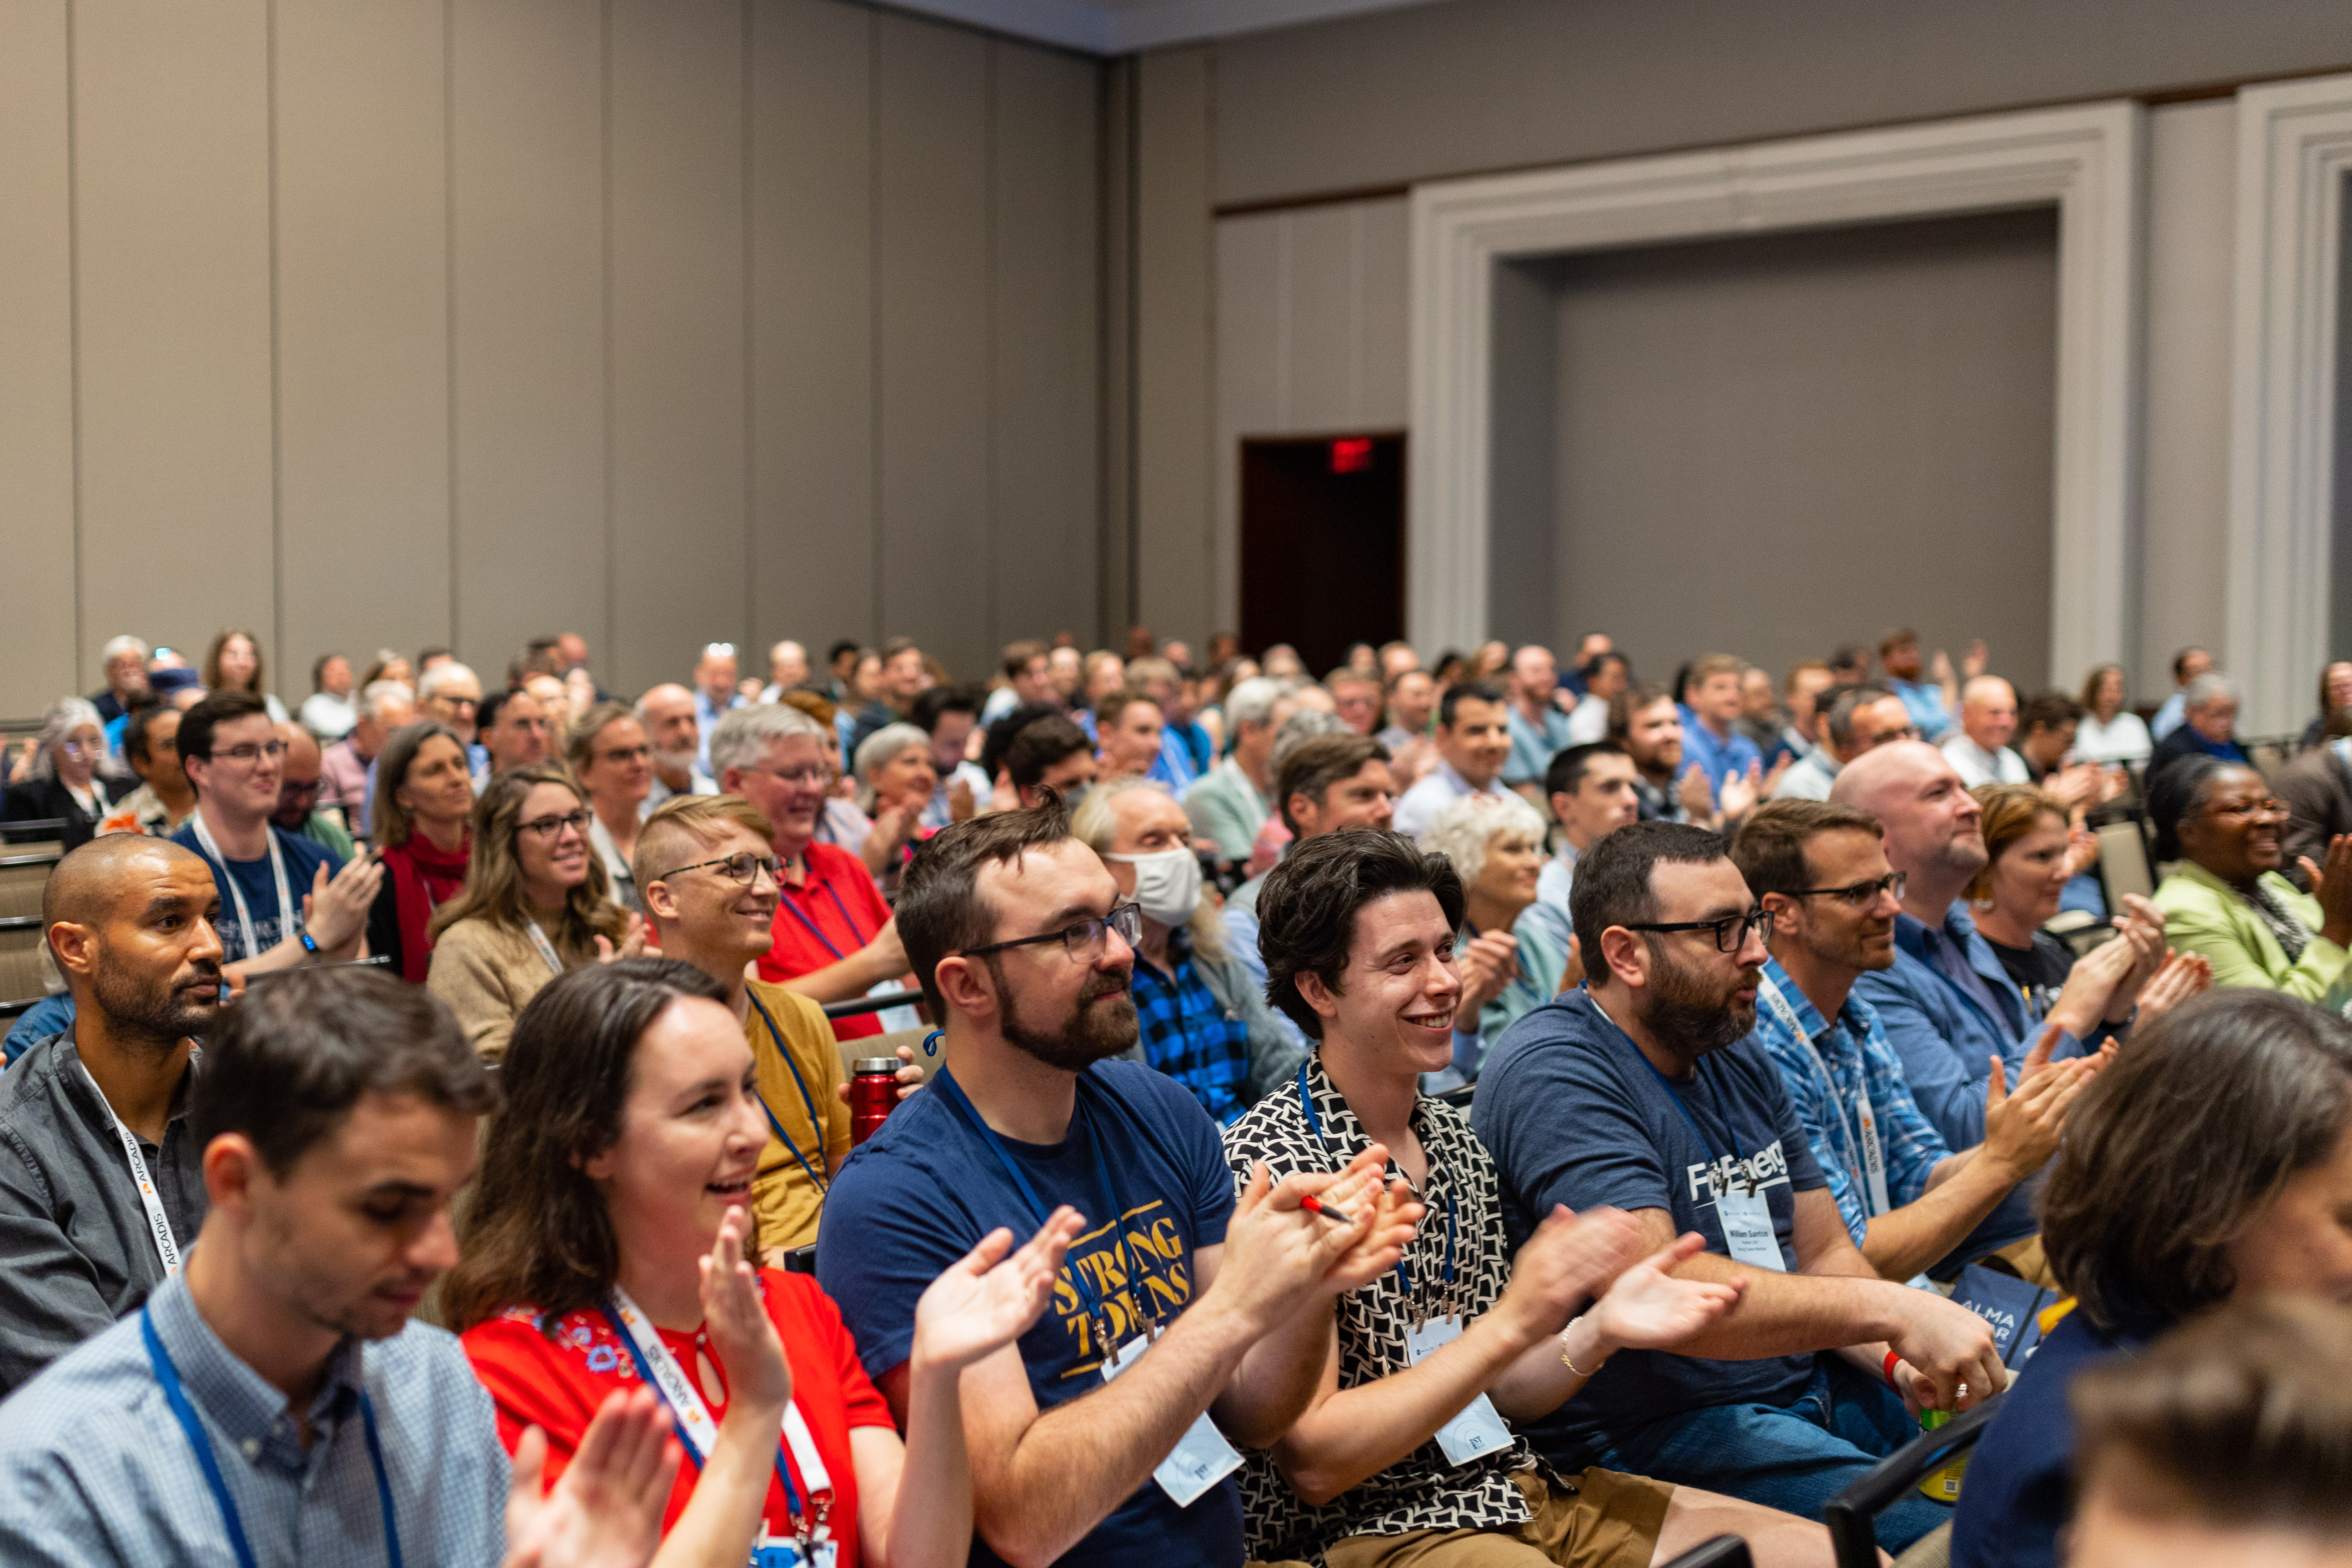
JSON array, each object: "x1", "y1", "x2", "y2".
[
  {"x1": 1714, "y1": 1180, "x2": 1787, "y2": 1272},
  {"x1": 1103, "y1": 1329, "x2": 1244, "y2": 1507},
  {"x1": 752, "y1": 1538, "x2": 838, "y2": 1568},
  {"x1": 1403, "y1": 1315, "x2": 1515, "y2": 1467}
]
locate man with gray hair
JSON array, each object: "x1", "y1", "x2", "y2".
[
  {"x1": 1941, "y1": 675, "x2": 2030, "y2": 788},
  {"x1": 633, "y1": 682, "x2": 717, "y2": 813},
  {"x1": 318, "y1": 679, "x2": 415, "y2": 835},
  {"x1": 758, "y1": 638, "x2": 809, "y2": 702},
  {"x1": 2147, "y1": 671, "x2": 2250, "y2": 780},
  {"x1": 89, "y1": 635, "x2": 150, "y2": 726},
  {"x1": 415, "y1": 659, "x2": 484, "y2": 773},
  {"x1": 1773, "y1": 684, "x2": 1916, "y2": 803},
  {"x1": 1184, "y1": 674, "x2": 1295, "y2": 867}
]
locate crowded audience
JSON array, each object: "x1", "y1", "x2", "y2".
[{"x1": 14, "y1": 606, "x2": 2352, "y2": 1568}]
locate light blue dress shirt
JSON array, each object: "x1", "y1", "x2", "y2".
[{"x1": 0, "y1": 1271, "x2": 511, "y2": 1568}]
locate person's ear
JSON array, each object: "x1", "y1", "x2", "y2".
[
  {"x1": 47, "y1": 923, "x2": 99, "y2": 983},
  {"x1": 1294, "y1": 969, "x2": 1344, "y2": 1025},
  {"x1": 641, "y1": 877, "x2": 681, "y2": 924},
  {"x1": 1597, "y1": 926, "x2": 1651, "y2": 990},
  {"x1": 200, "y1": 1132, "x2": 267, "y2": 1216},
  {"x1": 933, "y1": 953, "x2": 996, "y2": 1022}
]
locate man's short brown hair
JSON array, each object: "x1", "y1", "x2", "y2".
[
  {"x1": 1878, "y1": 627, "x2": 1920, "y2": 657},
  {"x1": 1608, "y1": 681, "x2": 1675, "y2": 741},
  {"x1": 1729, "y1": 799, "x2": 1884, "y2": 902},
  {"x1": 1689, "y1": 653, "x2": 1747, "y2": 686},
  {"x1": 1093, "y1": 688, "x2": 1159, "y2": 734},
  {"x1": 1000, "y1": 639, "x2": 1048, "y2": 681},
  {"x1": 897, "y1": 803, "x2": 1077, "y2": 1017},
  {"x1": 1276, "y1": 734, "x2": 1391, "y2": 835}
]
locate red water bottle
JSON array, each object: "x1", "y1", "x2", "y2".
[{"x1": 850, "y1": 1059, "x2": 900, "y2": 1145}]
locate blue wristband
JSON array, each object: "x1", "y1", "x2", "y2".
[{"x1": 299, "y1": 930, "x2": 320, "y2": 958}]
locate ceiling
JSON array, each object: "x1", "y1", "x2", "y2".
[{"x1": 883, "y1": 0, "x2": 1452, "y2": 54}]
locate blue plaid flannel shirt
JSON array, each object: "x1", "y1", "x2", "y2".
[
  {"x1": 1749, "y1": 955, "x2": 1951, "y2": 1245},
  {"x1": 1133, "y1": 927, "x2": 1253, "y2": 1126}
]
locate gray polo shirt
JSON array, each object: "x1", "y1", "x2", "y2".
[{"x1": 0, "y1": 1028, "x2": 205, "y2": 1394}]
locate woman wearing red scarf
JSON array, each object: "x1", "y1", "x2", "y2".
[{"x1": 366, "y1": 720, "x2": 475, "y2": 981}]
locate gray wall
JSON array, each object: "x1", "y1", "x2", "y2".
[
  {"x1": 0, "y1": 0, "x2": 1101, "y2": 718},
  {"x1": 1212, "y1": 0, "x2": 2352, "y2": 206},
  {"x1": 1521, "y1": 209, "x2": 2060, "y2": 691}
]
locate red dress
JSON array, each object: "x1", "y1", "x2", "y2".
[{"x1": 462, "y1": 1269, "x2": 896, "y2": 1563}]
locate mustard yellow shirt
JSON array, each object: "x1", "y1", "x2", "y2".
[{"x1": 744, "y1": 979, "x2": 852, "y2": 1253}]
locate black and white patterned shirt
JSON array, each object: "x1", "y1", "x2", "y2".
[{"x1": 1222, "y1": 1052, "x2": 1537, "y2": 1562}]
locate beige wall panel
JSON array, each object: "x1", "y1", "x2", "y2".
[
  {"x1": 1212, "y1": 214, "x2": 1282, "y2": 648},
  {"x1": 274, "y1": 0, "x2": 451, "y2": 696},
  {"x1": 874, "y1": 11, "x2": 992, "y2": 675},
  {"x1": 750, "y1": 0, "x2": 873, "y2": 661},
  {"x1": 2138, "y1": 100, "x2": 2233, "y2": 693},
  {"x1": 73, "y1": 1, "x2": 276, "y2": 686},
  {"x1": 1134, "y1": 45, "x2": 1216, "y2": 646},
  {"x1": 608, "y1": 0, "x2": 746, "y2": 698},
  {"x1": 988, "y1": 40, "x2": 1101, "y2": 649},
  {"x1": 448, "y1": 0, "x2": 606, "y2": 682},
  {"x1": 0, "y1": 1, "x2": 79, "y2": 715},
  {"x1": 1356, "y1": 197, "x2": 1410, "y2": 430},
  {"x1": 1215, "y1": 0, "x2": 2352, "y2": 206},
  {"x1": 1281, "y1": 205, "x2": 1359, "y2": 436}
]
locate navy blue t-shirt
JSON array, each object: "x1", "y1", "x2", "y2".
[
  {"x1": 816, "y1": 1057, "x2": 1241, "y2": 1568},
  {"x1": 171, "y1": 823, "x2": 341, "y2": 962},
  {"x1": 1951, "y1": 1306, "x2": 2156, "y2": 1568},
  {"x1": 1470, "y1": 989, "x2": 1827, "y2": 1455}
]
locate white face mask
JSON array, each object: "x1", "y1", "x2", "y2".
[{"x1": 1106, "y1": 846, "x2": 1203, "y2": 927}]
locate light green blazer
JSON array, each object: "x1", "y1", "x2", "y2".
[{"x1": 2150, "y1": 860, "x2": 2351, "y2": 1001}]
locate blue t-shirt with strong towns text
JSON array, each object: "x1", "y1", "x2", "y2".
[
  {"x1": 1470, "y1": 989, "x2": 1826, "y2": 1459},
  {"x1": 816, "y1": 1058, "x2": 1240, "y2": 1568},
  {"x1": 170, "y1": 822, "x2": 341, "y2": 962}
]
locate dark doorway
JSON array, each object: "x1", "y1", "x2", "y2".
[{"x1": 1240, "y1": 433, "x2": 1405, "y2": 674}]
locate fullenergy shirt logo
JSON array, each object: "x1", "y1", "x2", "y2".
[
  {"x1": 1053, "y1": 1198, "x2": 1194, "y2": 1376},
  {"x1": 1685, "y1": 1139, "x2": 1793, "y2": 1206}
]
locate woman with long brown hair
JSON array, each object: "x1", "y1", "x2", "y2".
[
  {"x1": 426, "y1": 763, "x2": 642, "y2": 1059},
  {"x1": 450, "y1": 960, "x2": 1075, "y2": 1568},
  {"x1": 365, "y1": 719, "x2": 474, "y2": 982},
  {"x1": 201, "y1": 627, "x2": 289, "y2": 724}
]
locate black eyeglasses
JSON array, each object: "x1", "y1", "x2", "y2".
[
  {"x1": 1621, "y1": 908, "x2": 1775, "y2": 953},
  {"x1": 517, "y1": 809, "x2": 592, "y2": 839},
  {"x1": 962, "y1": 903, "x2": 1143, "y2": 963},
  {"x1": 1782, "y1": 872, "x2": 1906, "y2": 908},
  {"x1": 658, "y1": 851, "x2": 783, "y2": 887}
]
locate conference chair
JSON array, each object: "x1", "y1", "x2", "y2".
[{"x1": 1823, "y1": 1395, "x2": 2004, "y2": 1568}]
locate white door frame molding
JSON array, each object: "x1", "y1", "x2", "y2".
[
  {"x1": 2228, "y1": 72, "x2": 2352, "y2": 735},
  {"x1": 1408, "y1": 102, "x2": 2144, "y2": 688}
]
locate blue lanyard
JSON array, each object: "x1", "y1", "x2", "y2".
[
  {"x1": 932, "y1": 1067, "x2": 1143, "y2": 1342},
  {"x1": 597, "y1": 1304, "x2": 805, "y2": 1525},
  {"x1": 747, "y1": 991, "x2": 827, "y2": 1196},
  {"x1": 779, "y1": 873, "x2": 866, "y2": 963},
  {"x1": 1294, "y1": 1061, "x2": 1454, "y2": 1304},
  {"x1": 143, "y1": 1306, "x2": 401, "y2": 1568},
  {"x1": 1585, "y1": 998, "x2": 1731, "y2": 1165}
]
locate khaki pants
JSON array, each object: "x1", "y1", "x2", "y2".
[
  {"x1": 1985, "y1": 1234, "x2": 2061, "y2": 1290},
  {"x1": 1274, "y1": 1467, "x2": 1673, "y2": 1568}
]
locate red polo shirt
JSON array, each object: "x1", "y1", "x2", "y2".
[{"x1": 757, "y1": 842, "x2": 895, "y2": 1040}]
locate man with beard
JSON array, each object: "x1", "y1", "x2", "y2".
[
  {"x1": 817, "y1": 802, "x2": 1421, "y2": 1568},
  {"x1": 1732, "y1": 801, "x2": 2091, "y2": 1282},
  {"x1": 1612, "y1": 683, "x2": 1748, "y2": 829},
  {"x1": 1470, "y1": 821, "x2": 2004, "y2": 1550},
  {"x1": 1835, "y1": 742, "x2": 2155, "y2": 1152},
  {"x1": 0, "y1": 966, "x2": 682, "y2": 1568},
  {"x1": 633, "y1": 682, "x2": 719, "y2": 813},
  {"x1": 0, "y1": 836, "x2": 226, "y2": 1391}
]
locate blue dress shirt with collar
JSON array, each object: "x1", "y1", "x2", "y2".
[
  {"x1": 1886, "y1": 679, "x2": 1953, "y2": 741},
  {"x1": 1676, "y1": 711, "x2": 1762, "y2": 804},
  {"x1": 1852, "y1": 902, "x2": 2096, "y2": 1153},
  {"x1": 0, "y1": 1270, "x2": 511, "y2": 1568}
]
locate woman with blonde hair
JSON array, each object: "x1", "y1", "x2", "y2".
[
  {"x1": 201, "y1": 627, "x2": 288, "y2": 723},
  {"x1": 427, "y1": 763, "x2": 643, "y2": 1058}
]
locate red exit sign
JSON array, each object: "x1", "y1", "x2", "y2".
[{"x1": 1329, "y1": 437, "x2": 1374, "y2": 474}]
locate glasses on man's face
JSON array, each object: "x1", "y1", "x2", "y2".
[
  {"x1": 1622, "y1": 907, "x2": 1775, "y2": 953},
  {"x1": 962, "y1": 903, "x2": 1143, "y2": 964},
  {"x1": 280, "y1": 777, "x2": 323, "y2": 799},
  {"x1": 1785, "y1": 872, "x2": 1906, "y2": 908},
  {"x1": 742, "y1": 763, "x2": 827, "y2": 789},
  {"x1": 517, "y1": 808, "x2": 592, "y2": 840},
  {"x1": 1855, "y1": 724, "x2": 1920, "y2": 751},
  {"x1": 213, "y1": 741, "x2": 287, "y2": 765},
  {"x1": 660, "y1": 851, "x2": 783, "y2": 888}
]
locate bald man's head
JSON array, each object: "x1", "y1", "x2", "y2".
[
  {"x1": 1958, "y1": 676, "x2": 2018, "y2": 753},
  {"x1": 1831, "y1": 740, "x2": 1986, "y2": 887},
  {"x1": 44, "y1": 836, "x2": 225, "y2": 1047}
]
